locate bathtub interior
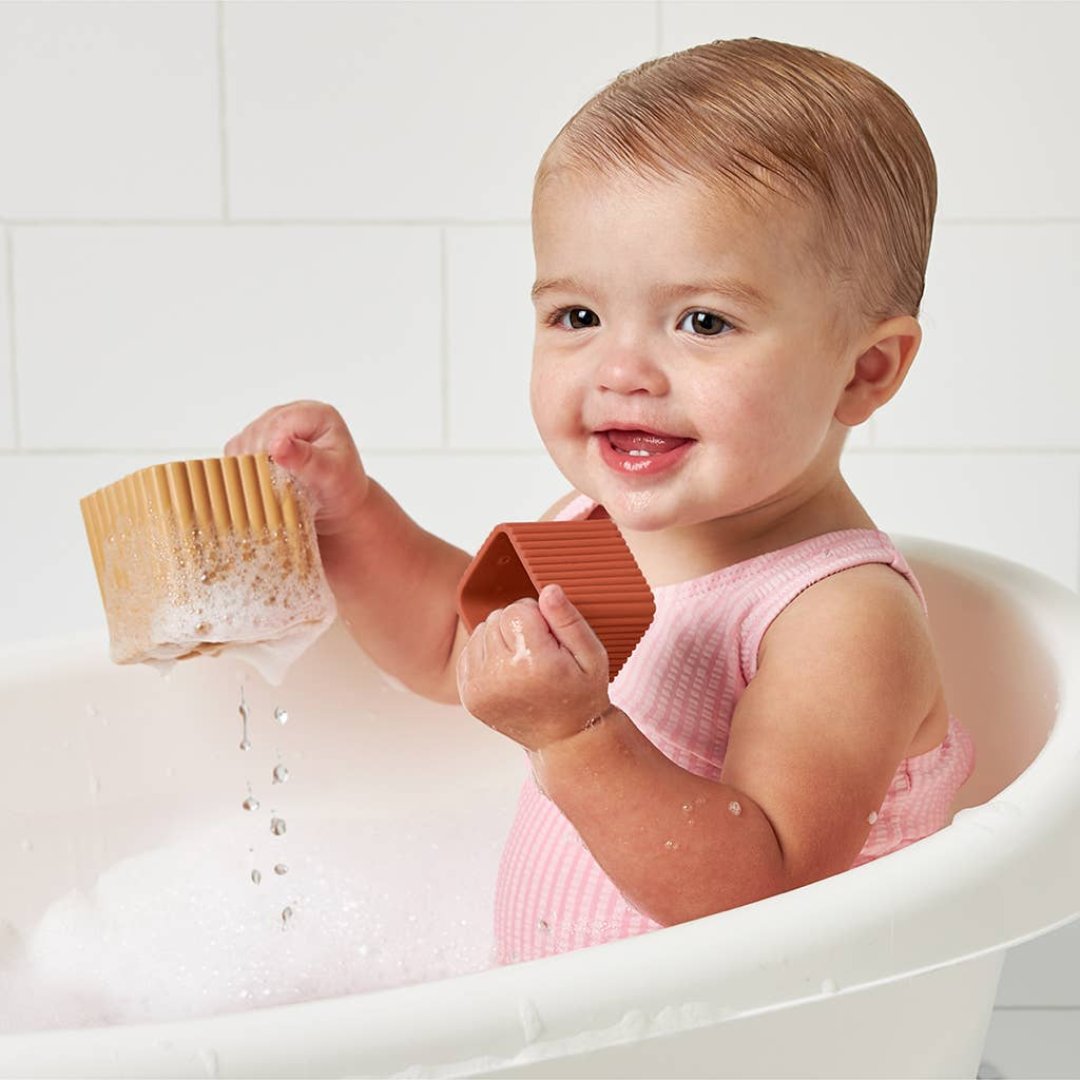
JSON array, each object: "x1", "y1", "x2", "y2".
[
  {"x1": 0, "y1": 535, "x2": 1072, "y2": 1037},
  {"x1": 904, "y1": 543, "x2": 1060, "y2": 811},
  {"x1": 0, "y1": 623, "x2": 528, "y2": 1024}
]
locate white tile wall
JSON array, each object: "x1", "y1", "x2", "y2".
[
  {"x1": 14, "y1": 225, "x2": 443, "y2": 450},
  {"x1": 0, "y1": 3, "x2": 221, "y2": 220},
  {"x1": 0, "y1": 228, "x2": 13, "y2": 448},
  {"x1": 447, "y1": 225, "x2": 542, "y2": 451},
  {"x1": 880, "y1": 222, "x2": 1080, "y2": 451},
  {"x1": 1, "y1": 3, "x2": 1077, "y2": 1071},
  {"x1": 222, "y1": 1, "x2": 656, "y2": 220}
]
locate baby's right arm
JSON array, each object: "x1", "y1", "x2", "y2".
[{"x1": 225, "y1": 400, "x2": 575, "y2": 706}]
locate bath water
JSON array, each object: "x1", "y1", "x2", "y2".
[
  {"x1": 0, "y1": 684, "x2": 500, "y2": 1032},
  {"x1": 0, "y1": 805, "x2": 499, "y2": 1032}
]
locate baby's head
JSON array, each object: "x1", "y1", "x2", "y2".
[
  {"x1": 529, "y1": 38, "x2": 938, "y2": 529},
  {"x1": 533, "y1": 36, "x2": 936, "y2": 350}
]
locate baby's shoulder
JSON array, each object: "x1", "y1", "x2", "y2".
[
  {"x1": 757, "y1": 558, "x2": 938, "y2": 717},
  {"x1": 762, "y1": 560, "x2": 928, "y2": 661}
]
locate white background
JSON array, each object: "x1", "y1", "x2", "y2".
[{"x1": 0, "y1": 2, "x2": 1076, "y2": 1073}]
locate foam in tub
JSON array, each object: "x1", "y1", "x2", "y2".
[{"x1": 80, "y1": 454, "x2": 336, "y2": 684}]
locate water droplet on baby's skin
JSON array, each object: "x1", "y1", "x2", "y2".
[
  {"x1": 664, "y1": 839, "x2": 679, "y2": 850},
  {"x1": 728, "y1": 800, "x2": 742, "y2": 816},
  {"x1": 868, "y1": 811, "x2": 879, "y2": 825},
  {"x1": 272, "y1": 764, "x2": 289, "y2": 784},
  {"x1": 273, "y1": 706, "x2": 288, "y2": 726},
  {"x1": 271, "y1": 817, "x2": 287, "y2": 836},
  {"x1": 681, "y1": 803, "x2": 692, "y2": 813},
  {"x1": 251, "y1": 869, "x2": 262, "y2": 885},
  {"x1": 274, "y1": 863, "x2": 288, "y2": 876}
]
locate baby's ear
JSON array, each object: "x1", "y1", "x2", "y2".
[{"x1": 834, "y1": 315, "x2": 922, "y2": 426}]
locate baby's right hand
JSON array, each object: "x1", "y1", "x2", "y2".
[{"x1": 224, "y1": 400, "x2": 370, "y2": 538}]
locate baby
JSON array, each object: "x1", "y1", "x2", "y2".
[{"x1": 226, "y1": 37, "x2": 975, "y2": 965}]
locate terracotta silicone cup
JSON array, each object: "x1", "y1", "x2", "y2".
[
  {"x1": 80, "y1": 453, "x2": 332, "y2": 665},
  {"x1": 456, "y1": 518, "x2": 655, "y2": 682}
]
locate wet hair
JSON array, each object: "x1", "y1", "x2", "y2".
[{"x1": 533, "y1": 38, "x2": 937, "y2": 340}]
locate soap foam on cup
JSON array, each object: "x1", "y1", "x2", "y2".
[{"x1": 81, "y1": 454, "x2": 336, "y2": 684}]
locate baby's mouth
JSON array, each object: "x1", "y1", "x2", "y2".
[{"x1": 601, "y1": 429, "x2": 693, "y2": 457}]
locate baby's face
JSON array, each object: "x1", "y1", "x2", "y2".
[{"x1": 529, "y1": 168, "x2": 858, "y2": 532}]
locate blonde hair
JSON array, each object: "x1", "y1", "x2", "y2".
[{"x1": 534, "y1": 38, "x2": 937, "y2": 338}]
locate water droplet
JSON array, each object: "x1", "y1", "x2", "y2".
[
  {"x1": 238, "y1": 688, "x2": 251, "y2": 750},
  {"x1": 728, "y1": 800, "x2": 742, "y2": 816},
  {"x1": 281, "y1": 906, "x2": 293, "y2": 929},
  {"x1": 868, "y1": 811, "x2": 878, "y2": 825},
  {"x1": 664, "y1": 839, "x2": 679, "y2": 850},
  {"x1": 251, "y1": 869, "x2": 262, "y2": 885},
  {"x1": 681, "y1": 803, "x2": 692, "y2": 812},
  {"x1": 271, "y1": 817, "x2": 287, "y2": 836},
  {"x1": 274, "y1": 863, "x2": 288, "y2": 876},
  {"x1": 242, "y1": 796, "x2": 260, "y2": 812},
  {"x1": 272, "y1": 764, "x2": 290, "y2": 784},
  {"x1": 273, "y1": 706, "x2": 289, "y2": 726}
]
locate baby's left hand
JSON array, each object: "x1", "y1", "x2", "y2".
[{"x1": 456, "y1": 584, "x2": 611, "y2": 751}]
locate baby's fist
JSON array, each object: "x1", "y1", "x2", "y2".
[
  {"x1": 456, "y1": 585, "x2": 611, "y2": 751},
  {"x1": 224, "y1": 400, "x2": 369, "y2": 537}
]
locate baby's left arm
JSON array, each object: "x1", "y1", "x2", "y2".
[{"x1": 457, "y1": 567, "x2": 939, "y2": 926}]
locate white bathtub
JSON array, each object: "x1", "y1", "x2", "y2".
[{"x1": 1, "y1": 536, "x2": 1078, "y2": 1078}]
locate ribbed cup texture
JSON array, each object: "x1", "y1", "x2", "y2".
[
  {"x1": 80, "y1": 454, "x2": 332, "y2": 664},
  {"x1": 457, "y1": 519, "x2": 655, "y2": 681}
]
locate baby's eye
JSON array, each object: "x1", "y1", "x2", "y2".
[
  {"x1": 545, "y1": 306, "x2": 599, "y2": 330},
  {"x1": 677, "y1": 310, "x2": 734, "y2": 337}
]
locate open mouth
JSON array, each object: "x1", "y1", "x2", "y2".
[{"x1": 596, "y1": 429, "x2": 695, "y2": 476}]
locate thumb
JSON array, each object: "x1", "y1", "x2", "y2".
[
  {"x1": 268, "y1": 433, "x2": 314, "y2": 474},
  {"x1": 538, "y1": 584, "x2": 606, "y2": 670}
]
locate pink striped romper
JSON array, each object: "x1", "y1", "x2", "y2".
[{"x1": 493, "y1": 494, "x2": 976, "y2": 964}]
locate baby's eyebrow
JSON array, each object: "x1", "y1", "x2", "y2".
[{"x1": 530, "y1": 275, "x2": 770, "y2": 311}]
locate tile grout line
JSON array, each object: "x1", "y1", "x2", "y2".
[
  {"x1": 0, "y1": 217, "x2": 1078, "y2": 229},
  {"x1": 216, "y1": 0, "x2": 231, "y2": 222},
  {"x1": 0, "y1": 219, "x2": 518, "y2": 229},
  {"x1": 4, "y1": 226, "x2": 19, "y2": 449}
]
